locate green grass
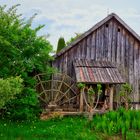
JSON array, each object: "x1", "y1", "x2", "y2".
[
  {"x1": 0, "y1": 115, "x2": 140, "y2": 140},
  {"x1": 0, "y1": 116, "x2": 100, "y2": 140}
]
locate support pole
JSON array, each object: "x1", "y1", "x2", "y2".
[
  {"x1": 109, "y1": 85, "x2": 114, "y2": 111},
  {"x1": 80, "y1": 90, "x2": 84, "y2": 112},
  {"x1": 103, "y1": 84, "x2": 109, "y2": 110}
]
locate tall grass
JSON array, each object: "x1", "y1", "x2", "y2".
[{"x1": 91, "y1": 108, "x2": 140, "y2": 139}]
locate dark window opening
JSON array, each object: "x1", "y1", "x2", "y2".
[
  {"x1": 118, "y1": 28, "x2": 120, "y2": 32},
  {"x1": 106, "y1": 24, "x2": 109, "y2": 28}
]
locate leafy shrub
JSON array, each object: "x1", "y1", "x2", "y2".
[
  {"x1": 4, "y1": 87, "x2": 41, "y2": 120},
  {"x1": 0, "y1": 77, "x2": 23, "y2": 109}
]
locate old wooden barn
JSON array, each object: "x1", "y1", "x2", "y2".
[{"x1": 37, "y1": 13, "x2": 140, "y2": 114}]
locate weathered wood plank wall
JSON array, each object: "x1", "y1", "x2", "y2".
[{"x1": 52, "y1": 18, "x2": 140, "y2": 108}]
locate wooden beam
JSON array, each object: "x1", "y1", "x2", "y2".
[
  {"x1": 80, "y1": 90, "x2": 84, "y2": 112},
  {"x1": 109, "y1": 85, "x2": 114, "y2": 110}
]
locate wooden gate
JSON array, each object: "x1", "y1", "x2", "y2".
[{"x1": 35, "y1": 73, "x2": 79, "y2": 112}]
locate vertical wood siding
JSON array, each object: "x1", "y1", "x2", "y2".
[{"x1": 52, "y1": 18, "x2": 140, "y2": 107}]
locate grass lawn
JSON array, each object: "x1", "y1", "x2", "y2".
[
  {"x1": 0, "y1": 116, "x2": 99, "y2": 140},
  {"x1": 0, "y1": 116, "x2": 139, "y2": 140}
]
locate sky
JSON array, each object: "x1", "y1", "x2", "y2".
[{"x1": 1, "y1": 0, "x2": 140, "y2": 50}]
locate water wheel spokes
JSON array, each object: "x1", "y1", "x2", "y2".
[
  {"x1": 55, "y1": 83, "x2": 75, "y2": 103},
  {"x1": 35, "y1": 73, "x2": 79, "y2": 111},
  {"x1": 59, "y1": 96, "x2": 77, "y2": 106}
]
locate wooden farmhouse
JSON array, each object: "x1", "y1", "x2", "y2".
[{"x1": 37, "y1": 13, "x2": 140, "y2": 114}]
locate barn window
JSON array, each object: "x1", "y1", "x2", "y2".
[
  {"x1": 118, "y1": 28, "x2": 120, "y2": 32},
  {"x1": 106, "y1": 24, "x2": 109, "y2": 28}
]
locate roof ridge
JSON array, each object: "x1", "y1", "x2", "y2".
[{"x1": 54, "y1": 13, "x2": 140, "y2": 58}]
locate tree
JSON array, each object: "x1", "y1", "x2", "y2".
[
  {"x1": 66, "y1": 33, "x2": 81, "y2": 46},
  {"x1": 0, "y1": 5, "x2": 53, "y2": 120},
  {"x1": 56, "y1": 37, "x2": 66, "y2": 53}
]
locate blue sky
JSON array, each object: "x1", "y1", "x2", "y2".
[{"x1": 1, "y1": 0, "x2": 140, "y2": 50}]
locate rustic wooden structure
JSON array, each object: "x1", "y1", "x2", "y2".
[
  {"x1": 36, "y1": 73, "x2": 80, "y2": 112},
  {"x1": 52, "y1": 13, "x2": 140, "y2": 109},
  {"x1": 73, "y1": 59, "x2": 125, "y2": 111}
]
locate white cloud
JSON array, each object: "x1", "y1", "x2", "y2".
[{"x1": 1, "y1": 0, "x2": 140, "y2": 50}]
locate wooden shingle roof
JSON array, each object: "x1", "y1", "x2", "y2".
[
  {"x1": 54, "y1": 13, "x2": 140, "y2": 58},
  {"x1": 73, "y1": 59, "x2": 125, "y2": 84}
]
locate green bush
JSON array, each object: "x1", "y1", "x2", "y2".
[
  {"x1": 0, "y1": 77, "x2": 23, "y2": 109},
  {"x1": 4, "y1": 87, "x2": 41, "y2": 120}
]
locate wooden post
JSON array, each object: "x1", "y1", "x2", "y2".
[
  {"x1": 102, "y1": 84, "x2": 109, "y2": 110},
  {"x1": 80, "y1": 89, "x2": 84, "y2": 112},
  {"x1": 109, "y1": 85, "x2": 114, "y2": 111}
]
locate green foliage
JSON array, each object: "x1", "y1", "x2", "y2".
[
  {"x1": 119, "y1": 83, "x2": 132, "y2": 109},
  {"x1": 77, "y1": 83, "x2": 86, "y2": 90},
  {"x1": 97, "y1": 84, "x2": 102, "y2": 95},
  {"x1": 0, "y1": 77, "x2": 23, "y2": 108},
  {"x1": 0, "y1": 116, "x2": 139, "y2": 139},
  {"x1": 0, "y1": 5, "x2": 53, "y2": 120},
  {"x1": 119, "y1": 83, "x2": 132, "y2": 96},
  {"x1": 87, "y1": 86, "x2": 95, "y2": 95},
  {"x1": 66, "y1": 33, "x2": 81, "y2": 46},
  {"x1": 0, "y1": 5, "x2": 53, "y2": 77},
  {"x1": 56, "y1": 37, "x2": 66, "y2": 53},
  {"x1": 4, "y1": 87, "x2": 41, "y2": 120},
  {"x1": 0, "y1": 117, "x2": 99, "y2": 140},
  {"x1": 91, "y1": 108, "x2": 140, "y2": 138},
  {"x1": 87, "y1": 86, "x2": 95, "y2": 108}
]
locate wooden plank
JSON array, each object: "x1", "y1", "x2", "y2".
[
  {"x1": 109, "y1": 85, "x2": 114, "y2": 110},
  {"x1": 63, "y1": 52, "x2": 67, "y2": 73},
  {"x1": 124, "y1": 32, "x2": 129, "y2": 82},
  {"x1": 82, "y1": 39, "x2": 86, "y2": 58},
  {"x1": 91, "y1": 32, "x2": 96, "y2": 60},
  {"x1": 128, "y1": 35, "x2": 134, "y2": 102},
  {"x1": 134, "y1": 41, "x2": 139, "y2": 109},
  {"x1": 95, "y1": 29, "x2": 99, "y2": 60},
  {"x1": 100, "y1": 25, "x2": 104, "y2": 60},
  {"x1": 104, "y1": 22, "x2": 109, "y2": 60},
  {"x1": 120, "y1": 28, "x2": 125, "y2": 68},
  {"x1": 98, "y1": 28, "x2": 101, "y2": 60},
  {"x1": 139, "y1": 43, "x2": 140, "y2": 109},
  {"x1": 116, "y1": 25, "x2": 121, "y2": 64},
  {"x1": 108, "y1": 20, "x2": 113, "y2": 61},
  {"x1": 80, "y1": 91, "x2": 84, "y2": 112},
  {"x1": 111, "y1": 20, "x2": 117, "y2": 62},
  {"x1": 86, "y1": 35, "x2": 91, "y2": 59},
  {"x1": 78, "y1": 42, "x2": 82, "y2": 59}
]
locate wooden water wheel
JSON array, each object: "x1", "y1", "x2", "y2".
[{"x1": 35, "y1": 73, "x2": 79, "y2": 111}]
